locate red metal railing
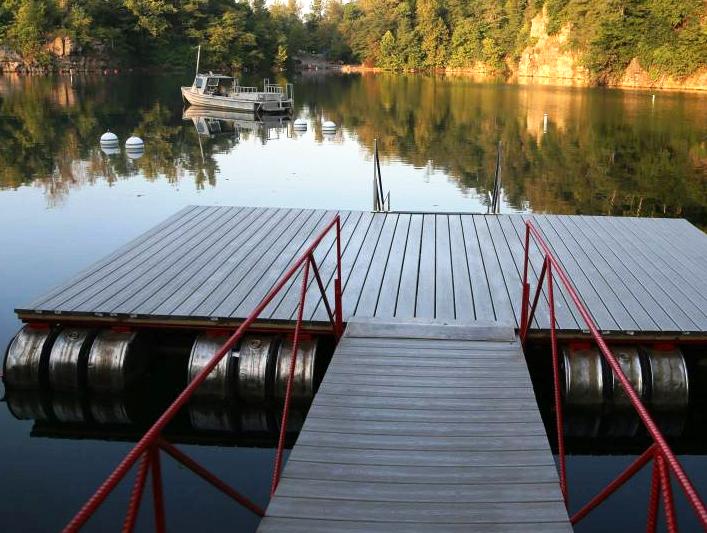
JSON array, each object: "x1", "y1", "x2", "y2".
[
  {"x1": 520, "y1": 220, "x2": 707, "y2": 531},
  {"x1": 63, "y1": 215, "x2": 343, "y2": 532}
]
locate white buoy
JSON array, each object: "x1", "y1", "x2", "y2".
[
  {"x1": 322, "y1": 120, "x2": 337, "y2": 131},
  {"x1": 125, "y1": 136, "x2": 144, "y2": 149},
  {"x1": 100, "y1": 130, "x2": 118, "y2": 145},
  {"x1": 651, "y1": 94, "x2": 655, "y2": 105},
  {"x1": 293, "y1": 118, "x2": 307, "y2": 130},
  {"x1": 543, "y1": 113, "x2": 548, "y2": 134},
  {"x1": 100, "y1": 145, "x2": 120, "y2": 156},
  {"x1": 125, "y1": 146, "x2": 145, "y2": 159}
]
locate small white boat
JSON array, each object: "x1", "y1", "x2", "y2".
[
  {"x1": 180, "y1": 45, "x2": 293, "y2": 114},
  {"x1": 181, "y1": 74, "x2": 293, "y2": 114}
]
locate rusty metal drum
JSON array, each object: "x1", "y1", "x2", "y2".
[
  {"x1": 188, "y1": 402, "x2": 236, "y2": 433},
  {"x1": 5, "y1": 389, "x2": 49, "y2": 421},
  {"x1": 238, "y1": 335, "x2": 279, "y2": 402},
  {"x1": 51, "y1": 394, "x2": 86, "y2": 423},
  {"x1": 562, "y1": 344, "x2": 605, "y2": 408},
  {"x1": 3, "y1": 325, "x2": 57, "y2": 389},
  {"x1": 644, "y1": 345, "x2": 689, "y2": 410},
  {"x1": 86, "y1": 330, "x2": 141, "y2": 393},
  {"x1": 187, "y1": 333, "x2": 237, "y2": 400},
  {"x1": 47, "y1": 328, "x2": 96, "y2": 392},
  {"x1": 89, "y1": 396, "x2": 132, "y2": 425},
  {"x1": 609, "y1": 345, "x2": 644, "y2": 409},
  {"x1": 273, "y1": 337, "x2": 318, "y2": 403}
]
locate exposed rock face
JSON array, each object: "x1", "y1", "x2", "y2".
[
  {"x1": 616, "y1": 58, "x2": 707, "y2": 91},
  {"x1": 516, "y1": 8, "x2": 590, "y2": 84},
  {"x1": 47, "y1": 35, "x2": 74, "y2": 58},
  {"x1": 0, "y1": 47, "x2": 24, "y2": 74}
]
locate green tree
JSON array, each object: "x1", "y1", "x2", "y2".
[{"x1": 416, "y1": 0, "x2": 449, "y2": 68}]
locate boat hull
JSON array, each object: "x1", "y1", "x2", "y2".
[{"x1": 181, "y1": 87, "x2": 292, "y2": 114}]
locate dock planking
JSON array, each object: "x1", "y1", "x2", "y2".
[
  {"x1": 17, "y1": 205, "x2": 707, "y2": 336},
  {"x1": 258, "y1": 319, "x2": 571, "y2": 532}
]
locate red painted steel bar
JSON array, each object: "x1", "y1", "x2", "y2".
[
  {"x1": 521, "y1": 220, "x2": 707, "y2": 530},
  {"x1": 334, "y1": 217, "x2": 343, "y2": 338},
  {"x1": 309, "y1": 254, "x2": 336, "y2": 331},
  {"x1": 158, "y1": 440, "x2": 265, "y2": 517},
  {"x1": 122, "y1": 452, "x2": 151, "y2": 533},
  {"x1": 546, "y1": 259, "x2": 567, "y2": 504},
  {"x1": 658, "y1": 454, "x2": 679, "y2": 533},
  {"x1": 271, "y1": 259, "x2": 310, "y2": 495},
  {"x1": 150, "y1": 448, "x2": 166, "y2": 533},
  {"x1": 63, "y1": 215, "x2": 342, "y2": 532},
  {"x1": 570, "y1": 444, "x2": 656, "y2": 524},
  {"x1": 647, "y1": 460, "x2": 661, "y2": 533},
  {"x1": 522, "y1": 258, "x2": 547, "y2": 342}
]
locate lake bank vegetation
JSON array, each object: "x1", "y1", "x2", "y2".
[{"x1": 0, "y1": 0, "x2": 705, "y2": 87}]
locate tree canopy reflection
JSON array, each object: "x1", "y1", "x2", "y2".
[{"x1": 0, "y1": 73, "x2": 704, "y2": 227}]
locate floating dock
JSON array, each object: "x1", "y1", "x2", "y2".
[
  {"x1": 259, "y1": 319, "x2": 571, "y2": 532},
  {"x1": 18, "y1": 205, "x2": 707, "y2": 338},
  {"x1": 10, "y1": 205, "x2": 707, "y2": 531}
]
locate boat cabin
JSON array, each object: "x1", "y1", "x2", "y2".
[{"x1": 192, "y1": 74, "x2": 235, "y2": 96}]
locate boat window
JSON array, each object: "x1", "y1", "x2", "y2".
[{"x1": 195, "y1": 77, "x2": 204, "y2": 89}]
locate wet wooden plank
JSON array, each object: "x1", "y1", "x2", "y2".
[
  {"x1": 264, "y1": 498, "x2": 569, "y2": 524},
  {"x1": 374, "y1": 214, "x2": 411, "y2": 318},
  {"x1": 415, "y1": 214, "x2": 436, "y2": 319},
  {"x1": 213, "y1": 208, "x2": 324, "y2": 318},
  {"x1": 588, "y1": 216, "x2": 706, "y2": 331},
  {"x1": 281, "y1": 461, "x2": 560, "y2": 485},
  {"x1": 274, "y1": 478, "x2": 563, "y2": 503},
  {"x1": 301, "y1": 211, "x2": 361, "y2": 321},
  {"x1": 257, "y1": 210, "x2": 337, "y2": 320},
  {"x1": 529, "y1": 215, "x2": 619, "y2": 331},
  {"x1": 178, "y1": 207, "x2": 296, "y2": 317},
  {"x1": 113, "y1": 206, "x2": 259, "y2": 315},
  {"x1": 258, "y1": 517, "x2": 572, "y2": 533},
  {"x1": 556, "y1": 215, "x2": 670, "y2": 332},
  {"x1": 392, "y1": 214, "x2": 422, "y2": 317},
  {"x1": 506, "y1": 215, "x2": 580, "y2": 330},
  {"x1": 448, "y1": 215, "x2": 475, "y2": 321},
  {"x1": 70, "y1": 206, "x2": 234, "y2": 313},
  {"x1": 26, "y1": 205, "x2": 200, "y2": 309},
  {"x1": 435, "y1": 215, "x2": 456, "y2": 320},
  {"x1": 153, "y1": 208, "x2": 291, "y2": 316},
  {"x1": 470, "y1": 216, "x2": 514, "y2": 324},
  {"x1": 354, "y1": 213, "x2": 400, "y2": 317}
]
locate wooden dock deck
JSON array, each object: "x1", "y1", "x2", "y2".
[
  {"x1": 18, "y1": 205, "x2": 707, "y2": 338},
  {"x1": 258, "y1": 319, "x2": 571, "y2": 532}
]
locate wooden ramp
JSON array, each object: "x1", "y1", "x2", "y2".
[{"x1": 258, "y1": 320, "x2": 571, "y2": 532}]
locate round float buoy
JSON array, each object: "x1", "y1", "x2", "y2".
[
  {"x1": 100, "y1": 145, "x2": 120, "y2": 156},
  {"x1": 322, "y1": 120, "x2": 337, "y2": 131},
  {"x1": 125, "y1": 136, "x2": 145, "y2": 160},
  {"x1": 100, "y1": 131, "x2": 118, "y2": 145},
  {"x1": 293, "y1": 118, "x2": 307, "y2": 130}
]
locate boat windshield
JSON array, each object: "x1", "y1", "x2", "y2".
[{"x1": 205, "y1": 77, "x2": 234, "y2": 96}]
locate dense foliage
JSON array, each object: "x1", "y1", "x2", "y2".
[{"x1": 0, "y1": 0, "x2": 705, "y2": 79}]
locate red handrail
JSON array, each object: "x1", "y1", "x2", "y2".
[
  {"x1": 63, "y1": 215, "x2": 343, "y2": 532},
  {"x1": 520, "y1": 220, "x2": 707, "y2": 531}
]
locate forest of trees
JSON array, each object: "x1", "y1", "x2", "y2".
[{"x1": 0, "y1": 0, "x2": 705, "y2": 79}]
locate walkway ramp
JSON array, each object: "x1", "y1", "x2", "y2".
[{"x1": 259, "y1": 319, "x2": 571, "y2": 532}]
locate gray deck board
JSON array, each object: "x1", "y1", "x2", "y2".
[
  {"x1": 259, "y1": 320, "x2": 570, "y2": 531},
  {"x1": 18, "y1": 205, "x2": 707, "y2": 337}
]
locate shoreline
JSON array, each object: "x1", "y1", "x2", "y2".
[{"x1": 340, "y1": 65, "x2": 707, "y2": 92}]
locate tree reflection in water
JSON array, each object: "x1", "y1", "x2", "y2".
[{"x1": 0, "y1": 72, "x2": 704, "y2": 226}]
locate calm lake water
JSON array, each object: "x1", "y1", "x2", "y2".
[{"x1": 0, "y1": 72, "x2": 705, "y2": 531}]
